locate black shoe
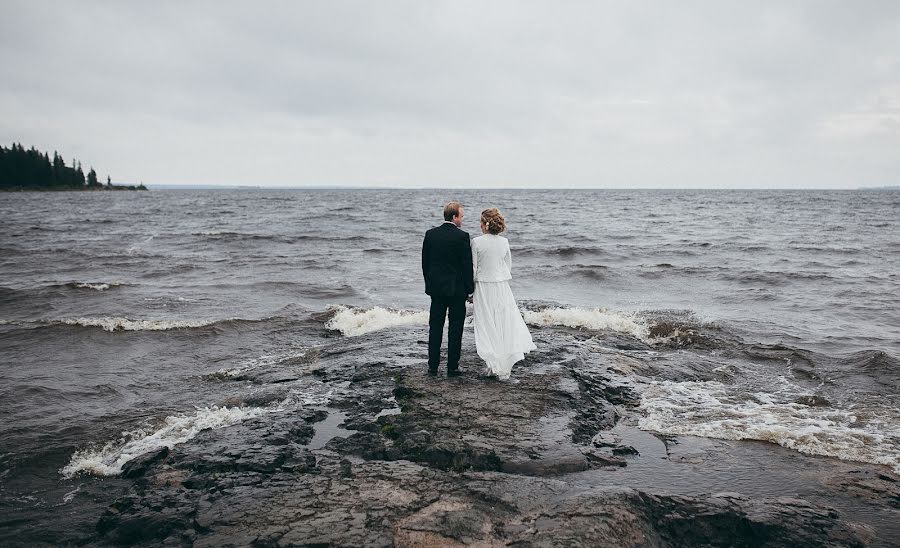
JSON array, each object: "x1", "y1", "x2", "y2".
[
  {"x1": 447, "y1": 369, "x2": 463, "y2": 378},
  {"x1": 427, "y1": 368, "x2": 438, "y2": 377}
]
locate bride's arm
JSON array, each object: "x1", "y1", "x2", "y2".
[{"x1": 504, "y1": 239, "x2": 512, "y2": 273}]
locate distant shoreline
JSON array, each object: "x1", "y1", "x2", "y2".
[
  {"x1": 1, "y1": 185, "x2": 147, "y2": 192},
  {"x1": 1, "y1": 143, "x2": 146, "y2": 191}
]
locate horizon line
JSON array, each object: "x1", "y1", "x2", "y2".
[{"x1": 145, "y1": 183, "x2": 900, "y2": 191}]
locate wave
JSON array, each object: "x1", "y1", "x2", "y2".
[
  {"x1": 714, "y1": 270, "x2": 836, "y2": 286},
  {"x1": 54, "y1": 316, "x2": 268, "y2": 332},
  {"x1": 211, "y1": 348, "x2": 317, "y2": 378},
  {"x1": 61, "y1": 317, "x2": 224, "y2": 332},
  {"x1": 324, "y1": 305, "x2": 428, "y2": 336},
  {"x1": 0, "y1": 282, "x2": 126, "y2": 303},
  {"x1": 634, "y1": 264, "x2": 729, "y2": 280},
  {"x1": 514, "y1": 245, "x2": 606, "y2": 258},
  {"x1": 558, "y1": 264, "x2": 610, "y2": 281},
  {"x1": 524, "y1": 264, "x2": 611, "y2": 281},
  {"x1": 199, "y1": 281, "x2": 357, "y2": 298},
  {"x1": 60, "y1": 381, "x2": 341, "y2": 478},
  {"x1": 522, "y1": 306, "x2": 724, "y2": 348},
  {"x1": 65, "y1": 282, "x2": 124, "y2": 291},
  {"x1": 0, "y1": 318, "x2": 222, "y2": 332},
  {"x1": 521, "y1": 306, "x2": 651, "y2": 342},
  {"x1": 192, "y1": 231, "x2": 294, "y2": 242},
  {"x1": 363, "y1": 248, "x2": 404, "y2": 255},
  {"x1": 631, "y1": 265, "x2": 840, "y2": 285},
  {"x1": 569, "y1": 268, "x2": 607, "y2": 281},
  {"x1": 741, "y1": 345, "x2": 900, "y2": 385},
  {"x1": 193, "y1": 231, "x2": 371, "y2": 244},
  {"x1": 845, "y1": 349, "x2": 899, "y2": 375},
  {"x1": 60, "y1": 405, "x2": 273, "y2": 478},
  {"x1": 637, "y1": 379, "x2": 900, "y2": 474},
  {"x1": 787, "y1": 244, "x2": 864, "y2": 255}
]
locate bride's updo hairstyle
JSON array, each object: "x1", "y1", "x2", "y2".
[{"x1": 481, "y1": 208, "x2": 506, "y2": 235}]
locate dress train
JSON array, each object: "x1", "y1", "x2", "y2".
[{"x1": 473, "y1": 280, "x2": 536, "y2": 379}]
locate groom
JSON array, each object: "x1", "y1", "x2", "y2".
[{"x1": 422, "y1": 201, "x2": 474, "y2": 377}]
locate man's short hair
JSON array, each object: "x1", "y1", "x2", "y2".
[{"x1": 443, "y1": 202, "x2": 462, "y2": 221}]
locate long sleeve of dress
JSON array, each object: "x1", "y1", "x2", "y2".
[{"x1": 504, "y1": 240, "x2": 512, "y2": 274}]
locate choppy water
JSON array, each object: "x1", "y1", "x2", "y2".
[{"x1": 1, "y1": 189, "x2": 899, "y2": 541}]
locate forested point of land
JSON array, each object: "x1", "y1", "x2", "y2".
[{"x1": 0, "y1": 143, "x2": 147, "y2": 191}]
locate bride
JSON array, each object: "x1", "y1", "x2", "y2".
[{"x1": 471, "y1": 208, "x2": 536, "y2": 380}]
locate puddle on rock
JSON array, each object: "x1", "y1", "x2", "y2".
[
  {"x1": 307, "y1": 409, "x2": 356, "y2": 449},
  {"x1": 375, "y1": 397, "x2": 401, "y2": 419}
]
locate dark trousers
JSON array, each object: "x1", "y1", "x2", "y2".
[{"x1": 428, "y1": 295, "x2": 467, "y2": 372}]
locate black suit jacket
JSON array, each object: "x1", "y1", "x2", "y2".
[{"x1": 422, "y1": 223, "x2": 475, "y2": 297}]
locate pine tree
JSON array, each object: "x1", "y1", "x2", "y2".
[
  {"x1": 0, "y1": 146, "x2": 8, "y2": 189},
  {"x1": 0, "y1": 143, "x2": 128, "y2": 191},
  {"x1": 75, "y1": 161, "x2": 85, "y2": 187}
]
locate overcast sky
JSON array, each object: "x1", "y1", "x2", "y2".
[{"x1": 2, "y1": 1, "x2": 899, "y2": 188}]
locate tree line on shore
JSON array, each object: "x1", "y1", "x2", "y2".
[{"x1": 0, "y1": 143, "x2": 146, "y2": 191}]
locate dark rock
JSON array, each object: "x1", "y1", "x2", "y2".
[
  {"x1": 826, "y1": 469, "x2": 900, "y2": 509},
  {"x1": 97, "y1": 490, "x2": 196, "y2": 545},
  {"x1": 504, "y1": 453, "x2": 591, "y2": 475},
  {"x1": 592, "y1": 431, "x2": 621, "y2": 447},
  {"x1": 280, "y1": 448, "x2": 318, "y2": 473},
  {"x1": 326, "y1": 431, "x2": 388, "y2": 460},
  {"x1": 612, "y1": 445, "x2": 640, "y2": 456},
  {"x1": 92, "y1": 324, "x2": 875, "y2": 547},
  {"x1": 339, "y1": 458, "x2": 353, "y2": 477},
  {"x1": 240, "y1": 387, "x2": 292, "y2": 407},
  {"x1": 278, "y1": 348, "x2": 320, "y2": 366},
  {"x1": 120, "y1": 446, "x2": 169, "y2": 478},
  {"x1": 300, "y1": 408, "x2": 328, "y2": 424},
  {"x1": 794, "y1": 395, "x2": 832, "y2": 407},
  {"x1": 582, "y1": 447, "x2": 627, "y2": 468},
  {"x1": 647, "y1": 319, "x2": 726, "y2": 349}
]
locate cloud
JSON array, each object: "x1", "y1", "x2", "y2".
[{"x1": 2, "y1": 1, "x2": 899, "y2": 187}]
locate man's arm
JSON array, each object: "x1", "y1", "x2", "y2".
[
  {"x1": 462, "y1": 234, "x2": 475, "y2": 295},
  {"x1": 421, "y1": 232, "x2": 430, "y2": 284}
]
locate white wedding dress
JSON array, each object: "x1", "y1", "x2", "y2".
[{"x1": 471, "y1": 234, "x2": 536, "y2": 379}]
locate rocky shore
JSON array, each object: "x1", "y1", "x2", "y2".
[{"x1": 80, "y1": 318, "x2": 900, "y2": 547}]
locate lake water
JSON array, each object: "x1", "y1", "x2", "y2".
[{"x1": 1, "y1": 188, "x2": 898, "y2": 542}]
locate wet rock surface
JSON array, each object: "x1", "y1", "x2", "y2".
[{"x1": 90, "y1": 326, "x2": 894, "y2": 546}]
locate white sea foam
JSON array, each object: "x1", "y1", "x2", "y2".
[
  {"x1": 78, "y1": 283, "x2": 110, "y2": 290},
  {"x1": 637, "y1": 379, "x2": 900, "y2": 473},
  {"x1": 60, "y1": 405, "x2": 273, "y2": 478},
  {"x1": 61, "y1": 317, "x2": 220, "y2": 332},
  {"x1": 62, "y1": 485, "x2": 81, "y2": 504},
  {"x1": 61, "y1": 378, "x2": 345, "y2": 479},
  {"x1": 287, "y1": 379, "x2": 347, "y2": 407},
  {"x1": 325, "y1": 305, "x2": 428, "y2": 336},
  {"x1": 73, "y1": 282, "x2": 121, "y2": 291},
  {"x1": 522, "y1": 307, "x2": 652, "y2": 342},
  {"x1": 215, "y1": 348, "x2": 312, "y2": 377}
]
